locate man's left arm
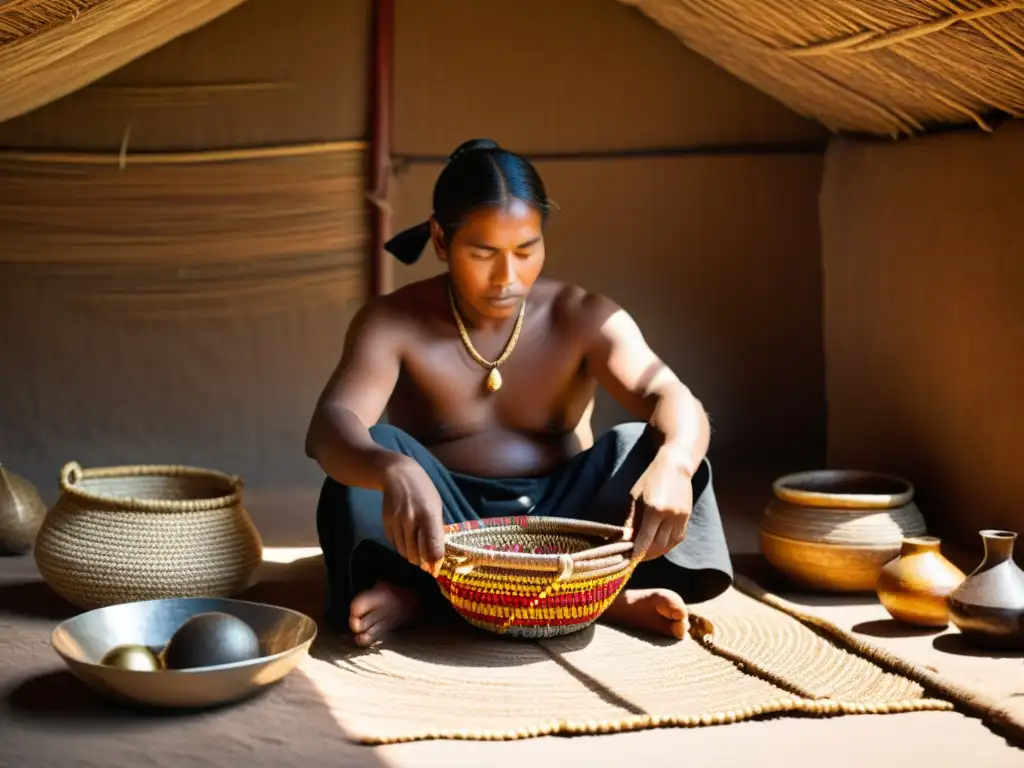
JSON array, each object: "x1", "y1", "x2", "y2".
[{"x1": 580, "y1": 293, "x2": 710, "y2": 558}]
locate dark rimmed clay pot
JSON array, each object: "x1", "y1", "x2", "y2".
[{"x1": 948, "y1": 530, "x2": 1024, "y2": 650}]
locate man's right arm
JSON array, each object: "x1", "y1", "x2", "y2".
[{"x1": 304, "y1": 300, "x2": 406, "y2": 491}]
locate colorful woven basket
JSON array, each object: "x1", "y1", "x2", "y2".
[{"x1": 437, "y1": 515, "x2": 642, "y2": 639}]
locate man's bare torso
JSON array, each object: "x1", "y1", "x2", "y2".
[{"x1": 380, "y1": 275, "x2": 600, "y2": 477}]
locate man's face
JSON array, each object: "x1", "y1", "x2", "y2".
[{"x1": 436, "y1": 200, "x2": 545, "y2": 320}]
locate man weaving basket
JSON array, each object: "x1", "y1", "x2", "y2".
[{"x1": 306, "y1": 139, "x2": 733, "y2": 647}]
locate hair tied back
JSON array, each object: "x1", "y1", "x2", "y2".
[
  {"x1": 385, "y1": 138, "x2": 549, "y2": 266},
  {"x1": 383, "y1": 220, "x2": 431, "y2": 265}
]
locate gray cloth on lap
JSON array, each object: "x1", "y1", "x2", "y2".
[{"x1": 316, "y1": 423, "x2": 734, "y2": 628}]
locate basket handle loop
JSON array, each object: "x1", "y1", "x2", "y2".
[
  {"x1": 623, "y1": 498, "x2": 638, "y2": 540},
  {"x1": 557, "y1": 554, "x2": 574, "y2": 580},
  {"x1": 447, "y1": 554, "x2": 475, "y2": 576},
  {"x1": 60, "y1": 462, "x2": 83, "y2": 492},
  {"x1": 622, "y1": 498, "x2": 650, "y2": 562}
]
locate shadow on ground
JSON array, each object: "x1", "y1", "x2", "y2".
[
  {"x1": 0, "y1": 579, "x2": 77, "y2": 621},
  {"x1": 851, "y1": 618, "x2": 944, "y2": 639},
  {"x1": 932, "y1": 633, "x2": 1024, "y2": 659}
]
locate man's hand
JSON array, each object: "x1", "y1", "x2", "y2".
[
  {"x1": 380, "y1": 457, "x2": 445, "y2": 576},
  {"x1": 629, "y1": 448, "x2": 694, "y2": 561}
]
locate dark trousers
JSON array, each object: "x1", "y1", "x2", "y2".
[{"x1": 316, "y1": 423, "x2": 733, "y2": 628}]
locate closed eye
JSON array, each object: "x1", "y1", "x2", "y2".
[{"x1": 467, "y1": 237, "x2": 542, "y2": 257}]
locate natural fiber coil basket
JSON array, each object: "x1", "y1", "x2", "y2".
[
  {"x1": 759, "y1": 469, "x2": 926, "y2": 592},
  {"x1": 34, "y1": 462, "x2": 263, "y2": 609},
  {"x1": 437, "y1": 516, "x2": 641, "y2": 639}
]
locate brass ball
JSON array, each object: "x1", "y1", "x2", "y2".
[{"x1": 100, "y1": 644, "x2": 164, "y2": 671}]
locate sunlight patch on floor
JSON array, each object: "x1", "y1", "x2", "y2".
[{"x1": 262, "y1": 546, "x2": 323, "y2": 564}]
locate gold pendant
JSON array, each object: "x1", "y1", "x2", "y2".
[{"x1": 486, "y1": 367, "x2": 502, "y2": 392}]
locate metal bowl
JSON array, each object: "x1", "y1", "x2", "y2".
[{"x1": 51, "y1": 596, "x2": 317, "y2": 709}]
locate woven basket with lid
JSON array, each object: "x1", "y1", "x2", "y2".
[
  {"x1": 437, "y1": 515, "x2": 643, "y2": 639},
  {"x1": 34, "y1": 462, "x2": 263, "y2": 609}
]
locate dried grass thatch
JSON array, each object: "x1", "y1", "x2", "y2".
[
  {"x1": 0, "y1": 142, "x2": 370, "y2": 319},
  {"x1": 621, "y1": 0, "x2": 1024, "y2": 136},
  {"x1": 0, "y1": 0, "x2": 102, "y2": 45},
  {"x1": 5, "y1": 0, "x2": 1021, "y2": 139},
  {"x1": 0, "y1": 0, "x2": 249, "y2": 124}
]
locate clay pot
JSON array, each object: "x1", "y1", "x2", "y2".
[
  {"x1": 0, "y1": 462, "x2": 47, "y2": 555},
  {"x1": 875, "y1": 537, "x2": 965, "y2": 628},
  {"x1": 759, "y1": 470, "x2": 927, "y2": 592},
  {"x1": 948, "y1": 530, "x2": 1024, "y2": 650}
]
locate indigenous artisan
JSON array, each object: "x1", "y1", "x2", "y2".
[{"x1": 306, "y1": 139, "x2": 732, "y2": 647}]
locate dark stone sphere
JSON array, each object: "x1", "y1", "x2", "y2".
[{"x1": 162, "y1": 612, "x2": 261, "y2": 670}]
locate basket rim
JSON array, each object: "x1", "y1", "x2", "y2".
[
  {"x1": 58, "y1": 461, "x2": 243, "y2": 512},
  {"x1": 443, "y1": 515, "x2": 636, "y2": 573},
  {"x1": 772, "y1": 469, "x2": 915, "y2": 510}
]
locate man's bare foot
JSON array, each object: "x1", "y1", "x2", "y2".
[
  {"x1": 601, "y1": 588, "x2": 689, "y2": 640},
  {"x1": 349, "y1": 582, "x2": 423, "y2": 647}
]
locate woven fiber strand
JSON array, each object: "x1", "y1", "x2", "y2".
[
  {"x1": 618, "y1": 0, "x2": 1024, "y2": 137},
  {"x1": 304, "y1": 575, "x2": 1022, "y2": 746},
  {"x1": 34, "y1": 462, "x2": 263, "y2": 609},
  {"x1": 0, "y1": 143, "x2": 368, "y2": 320},
  {"x1": 760, "y1": 504, "x2": 927, "y2": 545}
]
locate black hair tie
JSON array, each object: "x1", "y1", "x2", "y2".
[{"x1": 383, "y1": 220, "x2": 432, "y2": 265}]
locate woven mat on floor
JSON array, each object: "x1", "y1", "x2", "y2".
[{"x1": 304, "y1": 575, "x2": 1021, "y2": 745}]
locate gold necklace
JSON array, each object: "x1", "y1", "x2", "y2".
[{"x1": 448, "y1": 283, "x2": 526, "y2": 392}]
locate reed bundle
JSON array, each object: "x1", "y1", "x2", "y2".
[
  {"x1": 621, "y1": 0, "x2": 1024, "y2": 136},
  {"x1": 0, "y1": 0, "x2": 249, "y2": 124},
  {"x1": 0, "y1": 142, "x2": 370, "y2": 319}
]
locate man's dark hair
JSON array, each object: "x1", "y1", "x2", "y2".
[{"x1": 384, "y1": 139, "x2": 552, "y2": 264}]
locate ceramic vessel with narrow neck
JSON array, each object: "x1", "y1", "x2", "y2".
[
  {"x1": 948, "y1": 530, "x2": 1024, "y2": 650},
  {"x1": 876, "y1": 536, "x2": 965, "y2": 628},
  {"x1": 0, "y1": 462, "x2": 47, "y2": 555}
]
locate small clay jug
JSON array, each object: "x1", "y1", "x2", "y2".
[
  {"x1": 0, "y1": 462, "x2": 48, "y2": 555},
  {"x1": 876, "y1": 537, "x2": 965, "y2": 628},
  {"x1": 948, "y1": 530, "x2": 1024, "y2": 650}
]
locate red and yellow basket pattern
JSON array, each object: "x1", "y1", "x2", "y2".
[{"x1": 437, "y1": 516, "x2": 641, "y2": 639}]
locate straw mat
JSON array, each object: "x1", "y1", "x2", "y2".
[{"x1": 305, "y1": 576, "x2": 1021, "y2": 745}]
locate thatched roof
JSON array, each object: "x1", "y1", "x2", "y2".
[
  {"x1": 621, "y1": 0, "x2": 1024, "y2": 137},
  {"x1": 1, "y1": 0, "x2": 1023, "y2": 137},
  {"x1": 0, "y1": 0, "x2": 248, "y2": 125}
]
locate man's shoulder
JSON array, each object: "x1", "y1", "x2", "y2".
[
  {"x1": 347, "y1": 276, "x2": 443, "y2": 346},
  {"x1": 357, "y1": 276, "x2": 443, "y2": 323},
  {"x1": 540, "y1": 278, "x2": 624, "y2": 330}
]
